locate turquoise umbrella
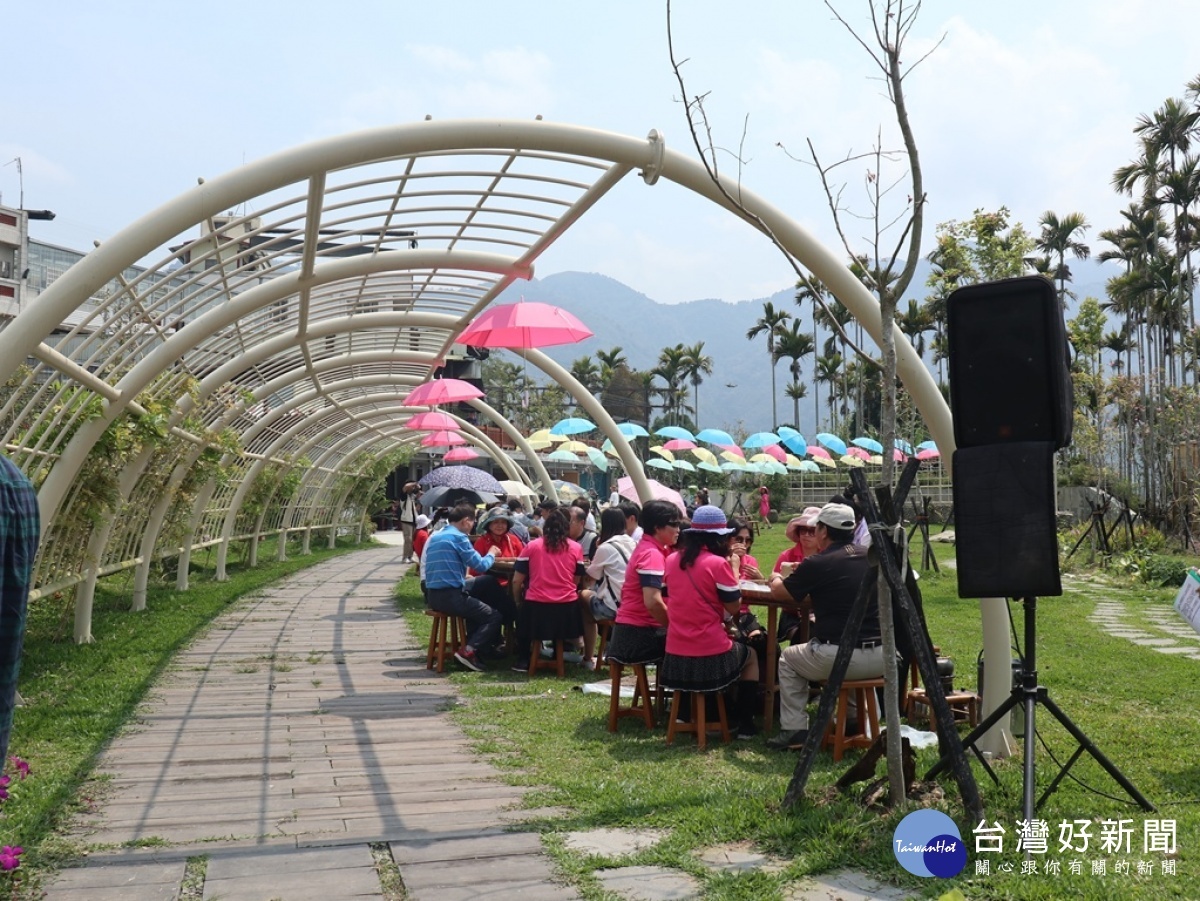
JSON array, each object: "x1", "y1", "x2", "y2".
[
  {"x1": 617, "y1": 422, "x2": 650, "y2": 438},
  {"x1": 585, "y1": 447, "x2": 608, "y2": 472},
  {"x1": 697, "y1": 461, "x2": 722, "y2": 474},
  {"x1": 673, "y1": 459, "x2": 697, "y2": 472},
  {"x1": 655, "y1": 425, "x2": 696, "y2": 442},
  {"x1": 647, "y1": 458, "x2": 675, "y2": 471},
  {"x1": 550, "y1": 417, "x2": 596, "y2": 436},
  {"x1": 546, "y1": 449, "x2": 581, "y2": 463},
  {"x1": 743, "y1": 431, "x2": 780, "y2": 448}
]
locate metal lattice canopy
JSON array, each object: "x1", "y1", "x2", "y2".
[{"x1": 0, "y1": 119, "x2": 951, "y2": 644}]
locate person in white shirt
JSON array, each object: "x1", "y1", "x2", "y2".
[{"x1": 578, "y1": 507, "x2": 638, "y2": 669}]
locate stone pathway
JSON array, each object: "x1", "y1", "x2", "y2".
[
  {"x1": 1088, "y1": 596, "x2": 1200, "y2": 660},
  {"x1": 43, "y1": 544, "x2": 577, "y2": 901}
]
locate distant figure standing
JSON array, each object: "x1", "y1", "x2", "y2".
[
  {"x1": 398, "y1": 481, "x2": 421, "y2": 563},
  {"x1": 0, "y1": 454, "x2": 39, "y2": 764},
  {"x1": 758, "y1": 486, "x2": 772, "y2": 529}
]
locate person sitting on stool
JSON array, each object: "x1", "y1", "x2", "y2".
[{"x1": 764, "y1": 502, "x2": 885, "y2": 751}]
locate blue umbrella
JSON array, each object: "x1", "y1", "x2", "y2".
[
  {"x1": 916, "y1": 440, "x2": 938, "y2": 451},
  {"x1": 585, "y1": 447, "x2": 608, "y2": 472},
  {"x1": 777, "y1": 432, "x2": 808, "y2": 456},
  {"x1": 852, "y1": 436, "x2": 884, "y2": 454},
  {"x1": 696, "y1": 427, "x2": 736, "y2": 446},
  {"x1": 894, "y1": 438, "x2": 915, "y2": 455},
  {"x1": 617, "y1": 422, "x2": 650, "y2": 438},
  {"x1": 419, "y1": 465, "x2": 505, "y2": 494},
  {"x1": 550, "y1": 417, "x2": 596, "y2": 436},
  {"x1": 743, "y1": 431, "x2": 780, "y2": 448},
  {"x1": 816, "y1": 432, "x2": 848, "y2": 456},
  {"x1": 655, "y1": 425, "x2": 696, "y2": 442}
]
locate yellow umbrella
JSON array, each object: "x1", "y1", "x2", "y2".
[
  {"x1": 558, "y1": 440, "x2": 591, "y2": 453},
  {"x1": 785, "y1": 453, "x2": 804, "y2": 468},
  {"x1": 867, "y1": 454, "x2": 884, "y2": 466},
  {"x1": 839, "y1": 454, "x2": 865, "y2": 468},
  {"x1": 691, "y1": 447, "x2": 719, "y2": 465},
  {"x1": 749, "y1": 453, "x2": 776, "y2": 464},
  {"x1": 649, "y1": 445, "x2": 676, "y2": 463},
  {"x1": 814, "y1": 455, "x2": 839, "y2": 468},
  {"x1": 720, "y1": 450, "x2": 745, "y2": 463},
  {"x1": 527, "y1": 429, "x2": 555, "y2": 450}
]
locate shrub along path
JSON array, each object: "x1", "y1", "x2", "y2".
[{"x1": 42, "y1": 545, "x2": 578, "y2": 901}]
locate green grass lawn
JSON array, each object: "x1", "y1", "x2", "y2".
[{"x1": 396, "y1": 524, "x2": 1198, "y2": 900}]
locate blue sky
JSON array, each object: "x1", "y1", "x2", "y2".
[{"x1": 6, "y1": 1, "x2": 1200, "y2": 304}]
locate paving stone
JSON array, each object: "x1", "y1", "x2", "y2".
[
  {"x1": 783, "y1": 868, "x2": 916, "y2": 900},
  {"x1": 563, "y1": 827, "x2": 668, "y2": 858},
  {"x1": 594, "y1": 865, "x2": 702, "y2": 900},
  {"x1": 696, "y1": 842, "x2": 786, "y2": 873},
  {"x1": 43, "y1": 859, "x2": 184, "y2": 900}
]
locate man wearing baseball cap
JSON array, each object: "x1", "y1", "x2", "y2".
[{"x1": 763, "y1": 502, "x2": 884, "y2": 751}]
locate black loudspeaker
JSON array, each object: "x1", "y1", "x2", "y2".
[
  {"x1": 947, "y1": 276, "x2": 1073, "y2": 449},
  {"x1": 953, "y1": 442, "x2": 1061, "y2": 598}
]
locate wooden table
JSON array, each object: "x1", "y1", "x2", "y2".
[{"x1": 739, "y1": 582, "x2": 809, "y2": 733}]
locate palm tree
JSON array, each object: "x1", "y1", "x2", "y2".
[
  {"x1": 784, "y1": 381, "x2": 808, "y2": 432},
  {"x1": 569, "y1": 356, "x2": 602, "y2": 396},
  {"x1": 680, "y1": 341, "x2": 714, "y2": 426},
  {"x1": 595, "y1": 346, "x2": 628, "y2": 382},
  {"x1": 652, "y1": 344, "x2": 691, "y2": 426},
  {"x1": 772, "y1": 320, "x2": 814, "y2": 430},
  {"x1": 1036, "y1": 211, "x2": 1091, "y2": 306},
  {"x1": 897, "y1": 298, "x2": 935, "y2": 361},
  {"x1": 746, "y1": 301, "x2": 792, "y2": 428},
  {"x1": 814, "y1": 353, "x2": 843, "y2": 432}
]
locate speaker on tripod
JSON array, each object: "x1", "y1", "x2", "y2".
[{"x1": 947, "y1": 275, "x2": 1071, "y2": 599}]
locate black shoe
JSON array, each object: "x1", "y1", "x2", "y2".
[
  {"x1": 510, "y1": 660, "x2": 530, "y2": 673},
  {"x1": 736, "y1": 719, "x2": 759, "y2": 740},
  {"x1": 766, "y1": 729, "x2": 809, "y2": 751}
]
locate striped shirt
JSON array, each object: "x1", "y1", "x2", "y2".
[{"x1": 423, "y1": 525, "x2": 494, "y2": 590}]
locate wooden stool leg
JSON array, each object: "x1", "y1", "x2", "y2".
[
  {"x1": 714, "y1": 692, "x2": 731, "y2": 745},
  {"x1": 527, "y1": 641, "x2": 540, "y2": 677},
  {"x1": 426, "y1": 615, "x2": 439, "y2": 670},
  {"x1": 554, "y1": 640, "x2": 565, "y2": 677},
  {"x1": 694, "y1": 694, "x2": 707, "y2": 751},
  {"x1": 666, "y1": 691, "x2": 684, "y2": 745},
  {"x1": 607, "y1": 662, "x2": 623, "y2": 732},
  {"x1": 634, "y1": 665, "x2": 654, "y2": 729}
]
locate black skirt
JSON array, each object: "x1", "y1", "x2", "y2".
[
  {"x1": 659, "y1": 643, "x2": 751, "y2": 693},
  {"x1": 519, "y1": 600, "x2": 584, "y2": 642},
  {"x1": 605, "y1": 623, "x2": 667, "y2": 666}
]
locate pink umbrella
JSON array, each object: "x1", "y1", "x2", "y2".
[
  {"x1": 846, "y1": 446, "x2": 871, "y2": 460},
  {"x1": 422, "y1": 430, "x2": 467, "y2": 447},
  {"x1": 617, "y1": 475, "x2": 686, "y2": 515},
  {"x1": 402, "y1": 411, "x2": 460, "y2": 430},
  {"x1": 763, "y1": 444, "x2": 787, "y2": 463},
  {"x1": 443, "y1": 447, "x2": 480, "y2": 461},
  {"x1": 807, "y1": 445, "x2": 832, "y2": 460},
  {"x1": 457, "y1": 301, "x2": 594, "y2": 348},
  {"x1": 719, "y1": 444, "x2": 745, "y2": 458},
  {"x1": 662, "y1": 438, "x2": 697, "y2": 451},
  {"x1": 893, "y1": 448, "x2": 908, "y2": 462},
  {"x1": 404, "y1": 379, "x2": 484, "y2": 406},
  {"x1": 917, "y1": 448, "x2": 941, "y2": 460}
]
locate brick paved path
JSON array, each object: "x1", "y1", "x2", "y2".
[{"x1": 43, "y1": 544, "x2": 577, "y2": 900}]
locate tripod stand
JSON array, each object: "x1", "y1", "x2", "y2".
[
  {"x1": 927, "y1": 596, "x2": 1154, "y2": 823},
  {"x1": 1065, "y1": 496, "x2": 1112, "y2": 563}
]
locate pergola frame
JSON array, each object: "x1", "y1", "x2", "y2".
[{"x1": 0, "y1": 118, "x2": 984, "y2": 693}]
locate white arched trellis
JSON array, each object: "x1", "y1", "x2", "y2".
[{"x1": 0, "y1": 118, "x2": 1002, "y2": 746}]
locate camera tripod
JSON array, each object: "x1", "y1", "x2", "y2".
[{"x1": 927, "y1": 595, "x2": 1155, "y2": 823}]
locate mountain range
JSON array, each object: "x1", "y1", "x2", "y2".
[{"x1": 494, "y1": 259, "x2": 1116, "y2": 436}]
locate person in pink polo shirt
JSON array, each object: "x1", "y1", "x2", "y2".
[
  {"x1": 604, "y1": 499, "x2": 681, "y2": 667},
  {"x1": 659, "y1": 505, "x2": 760, "y2": 739},
  {"x1": 511, "y1": 507, "x2": 586, "y2": 672}
]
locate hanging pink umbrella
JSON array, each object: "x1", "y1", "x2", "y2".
[
  {"x1": 807, "y1": 445, "x2": 832, "y2": 460},
  {"x1": 404, "y1": 378, "x2": 484, "y2": 406},
  {"x1": 718, "y1": 444, "x2": 745, "y2": 458},
  {"x1": 443, "y1": 447, "x2": 480, "y2": 462},
  {"x1": 402, "y1": 411, "x2": 460, "y2": 430},
  {"x1": 917, "y1": 448, "x2": 941, "y2": 460},
  {"x1": 422, "y1": 430, "x2": 467, "y2": 447},
  {"x1": 662, "y1": 438, "x2": 697, "y2": 451},
  {"x1": 893, "y1": 448, "x2": 908, "y2": 462},
  {"x1": 762, "y1": 444, "x2": 787, "y2": 463},
  {"x1": 845, "y1": 446, "x2": 871, "y2": 460},
  {"x1": 457, "y1": 301, "x2": 593, "y2": 348}
]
